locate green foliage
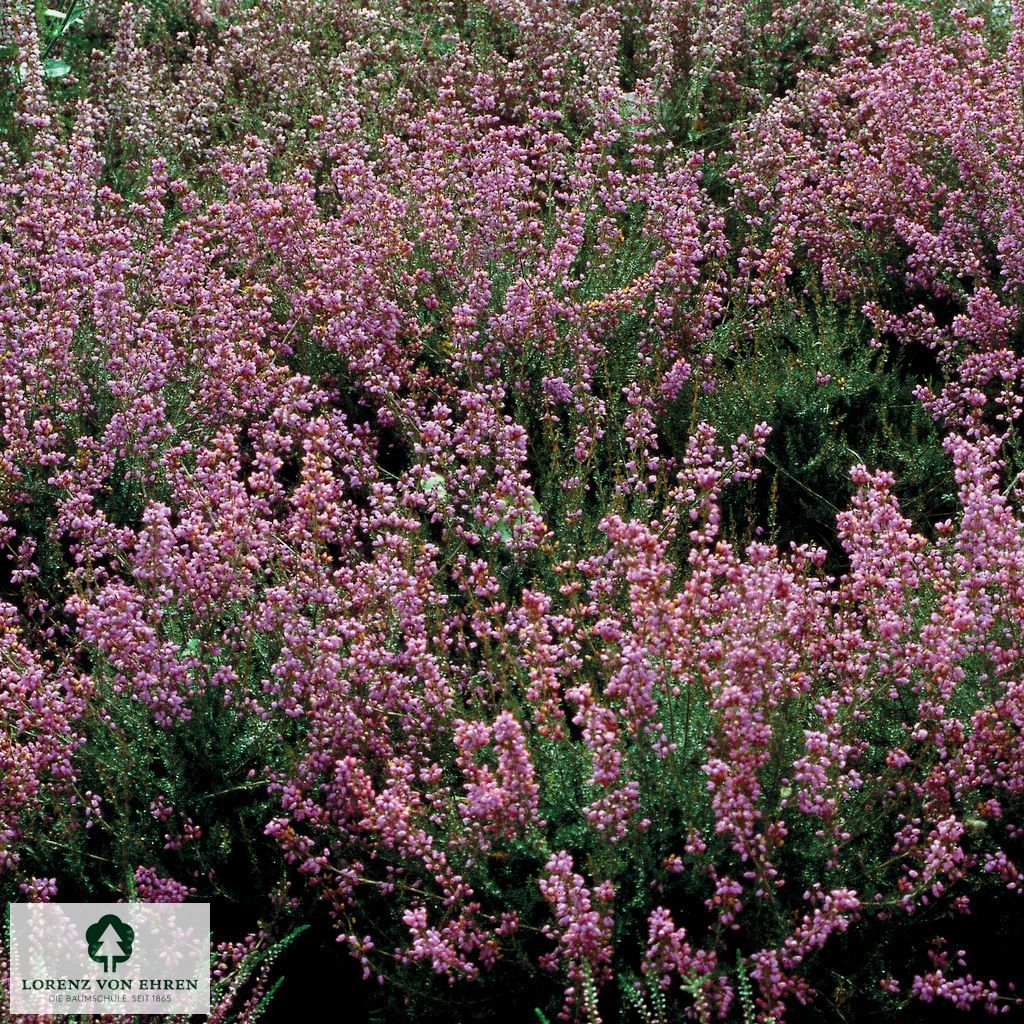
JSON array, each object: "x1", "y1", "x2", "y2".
[
  {"x1": 670, "y1": 292, "x2": 955, "y2": 564},
  {"x1": 216, "y1": 925, "x2": 310, "y2": 1024},
  {"x1": 735, "y1": 955, "x2": 756, "y2": 1024},
  {"x1": 0, "y1": 640, "x2": 292, "y2": 909}
]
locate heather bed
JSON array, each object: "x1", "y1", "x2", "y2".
[{"x1": 2, "y1": 0, "x2": 1024, "y2": 1021}]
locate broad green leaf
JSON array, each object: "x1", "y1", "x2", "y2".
[{"x1": 61, "y1": 7, "x2": 89, "y2": 31}]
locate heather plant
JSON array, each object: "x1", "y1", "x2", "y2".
[
  {"x1": 677, "y1": 292, "x2": 956, "y2": 561},
  {"x1": 3, "y1": 0, "x2": 1024, "y2": 1022}
]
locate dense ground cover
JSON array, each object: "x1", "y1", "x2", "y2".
[{"x1": 2, "y1": 0, "x2": 1024, "y2": 1020}]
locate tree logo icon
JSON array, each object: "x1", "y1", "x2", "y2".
[{"x1": 85, "y1": 914, "x2": 135, "y2": 973}]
